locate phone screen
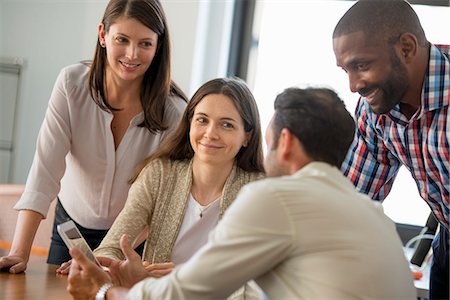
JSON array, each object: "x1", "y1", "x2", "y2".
[
  {"x1": 64, "y1": 228, "x2": 97, "y2": 262},
  {"x1": 57, "y1": 221, "x2": 99, "y2": 265}
]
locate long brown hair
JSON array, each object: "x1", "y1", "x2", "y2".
[
  {"x1": 132, "y1": 77, "x2": 264, "y2": 181},
  {"x1": 88, "y1": 0, "x2": 187, "y2": 133}
]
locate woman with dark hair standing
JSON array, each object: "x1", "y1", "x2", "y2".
[{"x1": 0, "y1": 0, "x2": 187, "y2": 273}]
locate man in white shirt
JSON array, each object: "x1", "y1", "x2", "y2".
[{"x1": 67, "y1": 87, "x2": 416, "y2": 300}]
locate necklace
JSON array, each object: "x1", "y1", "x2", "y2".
[{"x1": 197, "y1": 201, "x2": 215, "y2": 218}]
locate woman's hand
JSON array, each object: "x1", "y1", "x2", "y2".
[
  {"x1": 142, "y1": 261, "x2": 175, "y2": 278},
  {"x1": 56, "y1": 259, "x2": 71, "y2": 274},
  {"x1": 67, "y1": 248, "x2": 111, "y2": 300},
  {"x1": 0, "y1": 255, "x2": 28, "y2": 274}
]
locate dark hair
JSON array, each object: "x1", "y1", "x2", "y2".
[
  {"x1": 88, "y1": 0, "x2": 187, "y2": 133},
  {"x1": 136, "y1": 77, "x2": 264, "y2": 177},
  {"x1": 271, "y1": 87, "x2": 355, "y2": 168},
  {"x1": 333, "y1": 0, "x2": 427, "y2": 47}
]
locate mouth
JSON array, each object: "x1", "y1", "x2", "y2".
[
  {"x1": 199, "y1": 142, "x2": 222, "y2": 150},
  {"x1": 360, "y1": 88, "x2": 380, "y2": 105},
  {"x1": 119, "y1": 60, "x2": 141, "y2": 69}
]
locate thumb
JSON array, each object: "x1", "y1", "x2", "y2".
[
  {"x1": 120, "y1": 234, "x2": 140, "y2": 262},
  {"x1": 70, "y1": 247, "x2": 91, "y2": 268}
]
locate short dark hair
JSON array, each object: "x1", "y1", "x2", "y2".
[
  {"x1": 272, "y1": 87, "x2": 355, "y2": 168},
  {"x1": 333, "y1": 0, "x2": 427, "y2": 46}
]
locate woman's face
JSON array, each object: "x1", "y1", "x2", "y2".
[
  {"x1": 190, "y1": 93, "x2": 250, "y2": 167},
  {"x1": 99, "y1": 16, "x2": 158, "y2": 83}
]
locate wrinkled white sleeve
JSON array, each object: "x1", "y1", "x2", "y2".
[
  {"x1": 14, "y1": 68, "x2": 71, "y2": 217},
  {"x1": 128, "y1": 181, "x2": 293, "y2": 300}
]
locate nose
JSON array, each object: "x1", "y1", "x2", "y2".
[
  {"x1": 348, "y1": 72, "x2": 366, "y2": 93},
  {"x1": 125, "y1": 44, "x2": 138, "y2": 60},
  {"x1": 204, "y1": 124, "x2": 219, "y2": 139}
]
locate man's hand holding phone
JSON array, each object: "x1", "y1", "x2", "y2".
[{"x1": 67, "y1": 234, "x2": 149, "y2": 299}]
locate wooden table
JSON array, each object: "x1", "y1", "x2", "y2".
[{"x1": 0, "y1": 255, "x2": 70, "y2": 299}]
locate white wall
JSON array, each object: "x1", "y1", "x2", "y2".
[{"x1": 0, "y1": 0, "x2": 233, "y2": 183}]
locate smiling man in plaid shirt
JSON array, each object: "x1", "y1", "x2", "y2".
[{"x1": 333, "y1": 1, "x2": 449, "y2": 299}]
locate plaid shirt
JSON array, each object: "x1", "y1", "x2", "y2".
[{"x1": 342, "y1": 44, "x2": 449, "y2": 230}]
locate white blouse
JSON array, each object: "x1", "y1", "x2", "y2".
[
  {"x1": 14, "y1": 63, "x2": 186, "y2": 229},
  {"x1": 171, "y1": 193, "x2": 220, "y2": 265}
]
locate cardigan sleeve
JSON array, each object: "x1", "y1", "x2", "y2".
[{"x1": 94, "y1": 160, "x2": 161, "y2": 260}]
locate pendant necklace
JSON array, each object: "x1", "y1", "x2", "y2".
[{"x1": 198, "y1": 202, "x2": 214, "y2": 218}]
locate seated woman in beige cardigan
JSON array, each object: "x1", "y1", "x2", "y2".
[{"x1": 59, "y1": 77, "x2": 265, "y2": 299}]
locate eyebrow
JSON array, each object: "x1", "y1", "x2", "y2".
[
  {"x1": 194, "y1": 112, "x2": 238, "y2": 123},
  {"x1": 114, "y1": 32, "x2": 156, "y2": 42}
]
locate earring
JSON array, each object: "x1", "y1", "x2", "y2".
[{"x1": 100, "y1": 41, "x2": 105, "y2": 48}]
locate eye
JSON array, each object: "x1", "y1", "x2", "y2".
[
  {"x1": 222, "y1": 122, "x2": 235, "y2": 129},
  {"x1": 140, "y1": 41, "x2": 154, "y2": 48},
  {"x1": 355, "y1": 63, "x2": 368, "y2": 71},
  {"x1": 195, "y1": 117, "x2": 207, "y2": 124},
  {"x1": 115, "y1": 36, "x2": 128, "y2": 44}
]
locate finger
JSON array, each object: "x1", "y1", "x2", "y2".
[
  {"x1": 119, "y1": 234, "x2": 140, "y2": 262},
  {"x1": 70, "y1": 248, "x2": 93, "y2": 270},
  {"x1": 56, "y1": 260, "x2": 72, "y2": 274},
  {"x1": 148, "y1": 268, "x2": 173, "y2": 278},
  {"x1": 145, "y1": 262, "x2": 175, "y2": 271},
  {"x1": 9, "y1": 261, "x2": 27, "y2": 274},
  {"x1": 97, "y1": 256, "x2": 114, "y2": 268}
]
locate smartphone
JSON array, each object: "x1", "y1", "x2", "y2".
[{"x1": 57, "y1": 220, "x2": 101, "y2": 266}]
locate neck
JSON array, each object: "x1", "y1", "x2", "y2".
[
  {"x1": 400, "y1": 43, "x2": 430, "y2": 119},
  {"x1": 190, "y1": 159, "x2": 233, "y2": 206},
  {"x1": 105, "y1": 68, "x2": 142, "y2": 108}
]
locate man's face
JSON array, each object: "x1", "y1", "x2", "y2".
[
  {"x1": 333, "y1": 31, "x2": 409, "y2": 115},
  {"x1": 263, "y1": 117, "x2": 287, "y2": 177}
]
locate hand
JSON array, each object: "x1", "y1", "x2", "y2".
[
  {"x1": 67, "y1": 248, "x2": 111, "y2": 300},
  {"x1": 0, "y1": 255, "x2": 28, "y2": 274},
  {"x1": 142, "y1": 261, "x2": 175, "y2": 278},
  {"x1": 56, "y1": 259, "x2": 72, "y2": 275},
  {"x1": 104, "y1": 234, "x2": 149, "y2": 288}
]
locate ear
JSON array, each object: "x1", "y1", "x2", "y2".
[
  {"x1": 396, "y1": 33, "x2": 417, "y2": 64},
  {"x1": 242, "y1": 131, "x2": 252, "y2": 147},
  {"x1": 98, "y1": 23, "x2": 106, "y2": 47},
  {"x1": 278, "y1": 128, "x2": 294, "y2": 161}
]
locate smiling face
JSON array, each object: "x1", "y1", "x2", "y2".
[
  {"x1": 99, "y1": 16, "x2": 158, "y2": 83},
  {"x1": 190, "y1": 93, "x2": 250, "y2": 168},
  {"x1": 333, "y1": 31, "x2": 409, "y2": 115}
]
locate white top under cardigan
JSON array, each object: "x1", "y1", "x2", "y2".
[{"x1": 14, "y1": 63, "x2": 186, "y2": 229}]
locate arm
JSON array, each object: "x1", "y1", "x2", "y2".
[
  {"x1": 0, "y1": 210, "x2": 42, "y2": 273},
  {"x1": 1, "y1": 68, "x2": 72, "y2": 272},
  {"x1": 341, "y1": 98, "x2": 401, "y2": 200},
  {"x1": 94, "y1": 163, "x2": 157, "y2": 260},
  {"x1": 128, "y1": 181, "x2": 293, "y2": 300}
]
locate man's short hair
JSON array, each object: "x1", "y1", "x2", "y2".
[
  {"x1": 272, "y1": 87, "x2": 355, "y2": 168},
  {"x1": 333, "y1": 0, "x2": 427, "y2": 46}
]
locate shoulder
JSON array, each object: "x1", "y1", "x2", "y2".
[
  {"x1": 56, "y1": 63, "x2": 90, "y2": 90},
  {"x1": 60, "y1": 62, "x2": 90, "y2": 79},
  {"x1": 164, "y1": 94, "x2": 187, "y2": 121},
  {"x1": 235, "y1": 168, "x2": 265, "y2": 183},
  {"x1": 138, "y1": 158, "x2": 190, "y2": 182}
]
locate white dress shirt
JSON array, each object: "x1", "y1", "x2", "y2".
[
  {"x1": 14, "y1": 63, "x2": 186, "y2": 229},
  {"x1": 129, "y1": 162, "x2": 416, "y2": 300}
]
